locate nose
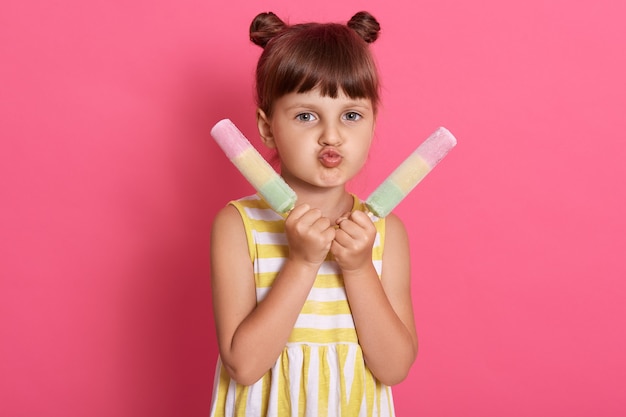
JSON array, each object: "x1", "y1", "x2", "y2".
[{"x1": 318, "y1": 121, "x2": 342, "y2": 146}]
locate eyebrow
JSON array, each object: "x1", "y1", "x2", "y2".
[{"x1": 345, "y1": 101, "x2": 372, "y2": 110}]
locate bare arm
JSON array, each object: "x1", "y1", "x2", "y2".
[
  {"x1": 331, "y1": 211, "x2": 418, "y2": 385},
  {"x1": 211, "y1": 204, "x2": 335, "y2": 385}
]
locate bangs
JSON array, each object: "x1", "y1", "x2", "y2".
[
  {"x1": 258, "y1": 23, "x2": 380, "y2": 115},
  {"x1": 294, "y1": 48, "x2": 378, "y2": 102}
]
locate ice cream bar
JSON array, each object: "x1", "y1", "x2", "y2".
[
  {"x1": 365, "y1": 127, "x2": 457, "y2": 218},
  {"x1": 211, "y1": 119, "x2": 297, "y2": 213}
]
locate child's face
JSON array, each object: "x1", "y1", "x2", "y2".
[{"x1": 259, "y1": 88, "x2": 375, "y2": 190}]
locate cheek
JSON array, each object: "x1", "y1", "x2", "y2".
[
  {"x1": 275, "y1": 143, "x2": 305, "y2": 169},
  {"x1": 359, "y1": 129, "x2": 374, "y2": 153},
  {"x1": 351, "y1": 142, "x2": 371, "y2": 167},
  {"x1": 357, "y1": 136, "x2": 374, "y2": 166}
]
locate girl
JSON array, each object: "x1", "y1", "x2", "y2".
[{"x1": 210, "y1": 11, "x2": 417, "y2": 416}]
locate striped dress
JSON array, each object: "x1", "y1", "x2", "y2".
[{"x1": 210, "y1": 194, "x2": 395, "y2": 417}]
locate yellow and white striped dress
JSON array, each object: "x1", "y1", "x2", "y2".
[{"x1": 210, "y1": 194, "x2": 395, "y2": 417}]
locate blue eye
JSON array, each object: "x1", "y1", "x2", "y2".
[
  {"x1": 296, "y1": 113, "x2": 316, "y2": 122},
  {"x1": 344, "y1": 112, "x2": 362, "y2": 121}
]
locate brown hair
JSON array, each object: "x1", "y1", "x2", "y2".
[{"x1": 250, "y1": 11, "x2": 381, "y2": 117}]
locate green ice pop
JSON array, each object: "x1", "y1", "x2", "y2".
[
  {"x1": 365, "y1": 127, "x2": 457, "y2": 217},
  {"x1": 211, "y1": 119, "x2": 297, "y2": 213}
]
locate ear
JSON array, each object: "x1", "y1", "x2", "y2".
[{"x1": 256, "y1": 108, "x2": 276, "y2": 149}]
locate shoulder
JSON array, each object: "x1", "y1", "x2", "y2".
[
  {"x1": 211, "y1": 194, "x2": 260, "y2": 235},
  {"x1": 211, "y1": 204, "x2": 247, "y2": 246},
  {"x1": 211, "y1": 195, "x2": 261, "y2": 248},
  {"x1": 380, "y1": 213, "x2": 410, "y2": 270},
  {"x1": 212, "y1": 202, "x2": 244, "y2": 228},
  {"x1": 384, "y1": 213, "x2": 408, "y2": 242},
  {"x1": 211, "y1": 202, "x2": 256, "y2": 270}
]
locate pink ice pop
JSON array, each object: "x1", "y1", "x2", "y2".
[
  {"x1": 211, "y1": 119, "x2": 297, "y2": 213},
  {"x1": 365, "y1": 127, "x2": 457, "y2": 217}
]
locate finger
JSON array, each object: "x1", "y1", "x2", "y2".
[
  {"x1": 288, "y1": 206, "x2": 324, "y2": 230},
  {"x1": 286, "y1": 204, "x2": 311, "y2": 222},
  {"x1": 310, "y1": 215, "x2": 333, "y2": 234},
  {"x1": 321, "y1": 224, "x2": 337, "y2": 243},
  {"x1": 339, "y1": 212, "x2": 375, "y2": 237},
  {"x1": 336, "y1": 217, "x2": 358, "y2": 237},
  {"x1": 332, "y1": 227, "x2": 353, "y2": 248},
  {"x1": 349, "y1": 210, "x2": 374, "y2": 227},
  {"x1": 335, "y1": 211, "x2": 352, "y2": 225},
  {"x1": 298, "y1": 207, "x2": 326, "y2": 228}
]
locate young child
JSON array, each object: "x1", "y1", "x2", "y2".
[{"x1": 210, "y1": 11, "x2": 417, "y2": 416}]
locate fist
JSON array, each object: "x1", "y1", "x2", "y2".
[
  {"x1": 285, "y1": 204, "x2": 336, "y2": 266},
  {"x1": 331, "y1": 210, "x2": 376, "y2": 272}
]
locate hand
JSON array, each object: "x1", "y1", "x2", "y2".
[
  {"x1": 285, "y1": 204, "x2": 336, "y2": 267},
  {"x1": 331, "y1": 210, "x2": 377, "y2": 272}
]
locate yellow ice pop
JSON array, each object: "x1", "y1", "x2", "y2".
[
  {"x1": 211, "y1": 119, "x2": 297, "y2": 213},
  {"x1": 365, "y1": 127, "x2": 457, "y2": 217}
]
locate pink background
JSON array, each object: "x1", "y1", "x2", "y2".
[{"x1": 2, "y1": 0, "x2": 625, "y2": 416}]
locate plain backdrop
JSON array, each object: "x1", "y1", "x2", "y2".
[{"x1": 1, "y1": 0, "x2": 625, "y2": 416}]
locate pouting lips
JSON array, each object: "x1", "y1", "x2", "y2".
[{"x1": 319, "y1": 149, "x2": 343, "y2": 168}]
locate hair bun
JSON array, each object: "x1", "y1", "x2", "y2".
[
  {"x1": 250, "y1": 12, "x2": 287, "y2": 48},
  {"x1": 347, "y1": 11, "x2": 380, "y2": 43}
]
